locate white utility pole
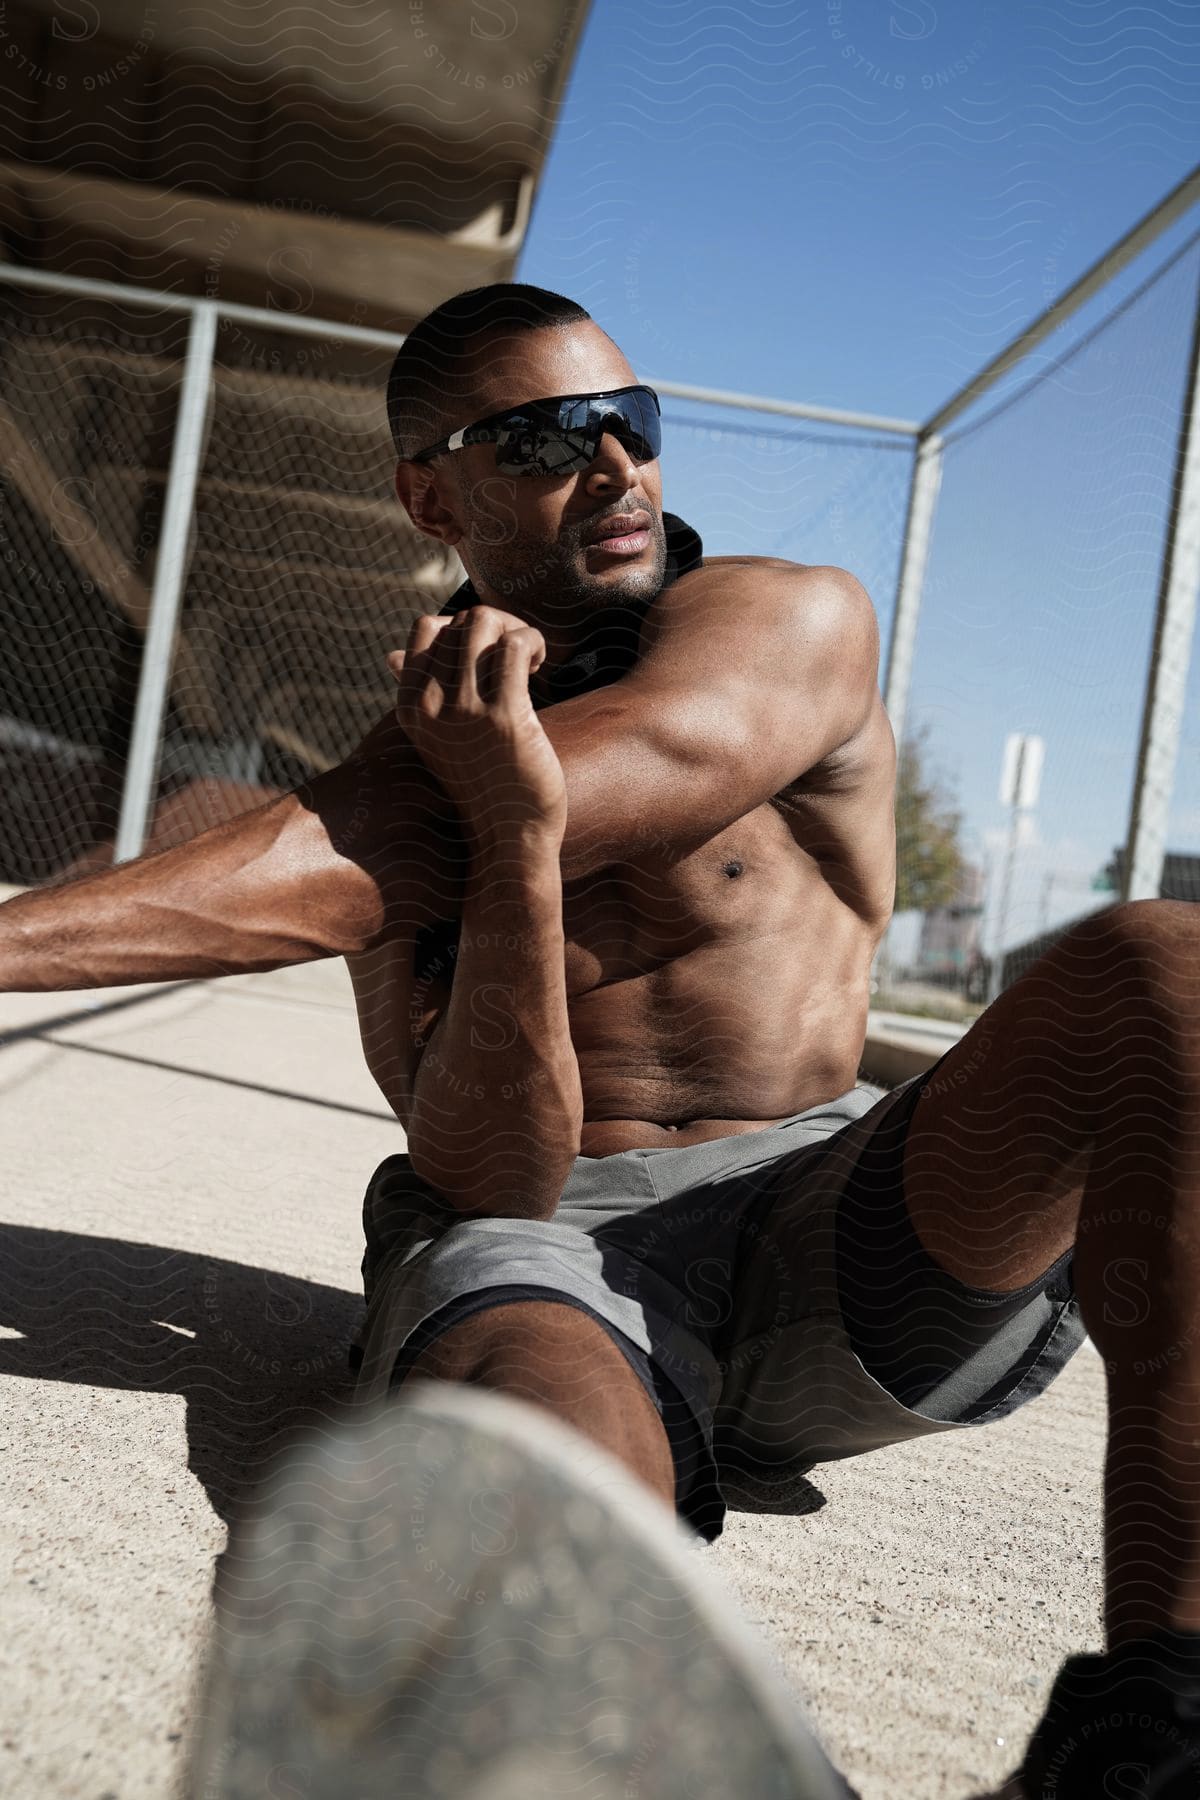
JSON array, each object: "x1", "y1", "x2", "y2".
[{"x1": 988, "y1": 733, "x2": 1045, "y2": 1006}]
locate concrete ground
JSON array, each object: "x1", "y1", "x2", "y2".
[{"x1": 0, "y1": 949, "x2": 1106, "y2": 1800}]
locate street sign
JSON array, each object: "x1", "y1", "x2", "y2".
[{"x1": 999, "y1": 733, "x2": 1044, "y2": 809}]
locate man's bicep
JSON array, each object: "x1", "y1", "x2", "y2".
[
  {"x1": 633, "y1": 562, "x2": 882, "y2": 790},
  {"x1": 541, "y1": 563, "x2": 882, "y2": 875}
]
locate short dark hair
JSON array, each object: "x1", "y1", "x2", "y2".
[{"x1": 386, "y1": 282, "x2": 592, "y2": 460}]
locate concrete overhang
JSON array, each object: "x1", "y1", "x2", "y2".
[{"x1": 0, "y1": 0, "x2": 591, "y2": 326}]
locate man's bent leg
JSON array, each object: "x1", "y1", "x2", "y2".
[
  {"x1": 400, "y1": 1298, "x2": 677, "y2": 1511},
  {"x1": 898, "y1": 898, "x2": 1200, "y2": 1646}
]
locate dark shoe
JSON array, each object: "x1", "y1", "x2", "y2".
[
  {"x1": 187, "y1": 1381, "x2": 855, "y2": 1799},
  {"x1": 1018, "y1": 1630, "x2": 1200, "y2": 1798}
]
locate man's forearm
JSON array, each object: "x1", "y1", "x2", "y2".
[
  {"x1": 0, "y1": 735, "x2": 461, "y2": 994},
  {"x1": 0, "y1": 793, "x2": 368, "y2": 991},
  {"x1": 406, "y1": 825, "x2": 582, "y2": 1222}
]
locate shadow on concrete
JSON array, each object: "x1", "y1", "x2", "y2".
[
  {"x1": 15, "y1": 1034, "x2": 398, "y2": 1122},
  {"x1": 0, "y1": 980, "x2": 209, "y2": 1050},
  {"x1": 0, "y1": 1222, "x2": 363, "y2": 1525},
  {"x1": 0, "y1": 976, "x2": 397, "y2": 1123}
]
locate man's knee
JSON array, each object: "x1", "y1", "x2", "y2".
[
  {"x1": 1061, "y1": 898, "x2": 1199, "y2": 969},
  {"x1": 1039, "y1": 900, "x2": 1200, "y2": 1042},
  {"x1": 400, "y1": 1299, "x2": 677, "y2": 1505},
  {"x1": 403, "y1": 1299, "x2": 630, "y2": 1396}
]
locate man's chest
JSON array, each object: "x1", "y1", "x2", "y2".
[{"x1": 558, "y1": 799, "x2": 817, "y2": 996}]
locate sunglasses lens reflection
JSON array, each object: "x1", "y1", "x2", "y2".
[
  {"x1": 494, "y1": 389, "x2": 660, "y2": 475},
  {"x1": 495, "y1": 425, "x2": 593, "y2": 475}
]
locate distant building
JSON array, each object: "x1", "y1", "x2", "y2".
[
  {"x1": 1102, "y1": 848, "x2": 1200, "y2": 902},
  {"x1": 914, "y1": 861, "x2": 984, "y2": 981},
  {"x1": 966, "y1": 845, "x2": 1197, "y2": 1002}
]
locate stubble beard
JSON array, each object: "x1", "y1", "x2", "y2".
[{"x1": 465, "y1": 512, "x2": 669, "y2": 631}]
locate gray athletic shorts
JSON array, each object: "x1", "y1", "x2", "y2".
[{"x1": 351, "y1": 1051, "x2": 1086, "y2": 1542}]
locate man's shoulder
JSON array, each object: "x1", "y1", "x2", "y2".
[
  {"x1": 699, "y1": 553, "x2": 806, "y2": 572},
  {"x1": 632, "y1": 559, "x2": 879, "y2": 723},
  {"x1": 658, "y1": 556, "x2": 875, "y2": 635},
  {"x1": 640, "y1": 556, "x2": 884, "y2": 769},
  {"x1": 683, "y1": 553, "x2": 866, "y2": 591}
]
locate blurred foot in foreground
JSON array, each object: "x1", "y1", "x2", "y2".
[{"x1": 186, "y1": 1382, "x2": 857, "y2": 1800}]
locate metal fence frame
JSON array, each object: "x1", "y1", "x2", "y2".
[
  {"x1": 0, "y1": 165, "x2": 1197, "y2": 896},
  {"x1": 894, "y1": 161, "x2": 1200, "y2": 911}
]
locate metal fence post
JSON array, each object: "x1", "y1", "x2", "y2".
[
  {"x1": 883, "y1": 431, "x2": 943, "y2": 760},
  {"x1": 114, "y1": 301, "x2": 217, "y2": 864},
  {"x1": 1122, "y1": 281, "x2": 1200, "y2": 903},
  {"x1": 873, "y1": 430, "x2": 943, "y2": 992}
]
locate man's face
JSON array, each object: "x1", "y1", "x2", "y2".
[{"x1": 395, "y1": 321, "x2": 667, "y2": 636}]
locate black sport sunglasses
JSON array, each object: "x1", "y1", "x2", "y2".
[{"x1": 410, "y1": 383, "x2": 662, "y2": 477}]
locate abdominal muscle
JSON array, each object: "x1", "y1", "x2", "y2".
[{"x1": 567, "y1": 923, "x2": 876, "y2": 1159}]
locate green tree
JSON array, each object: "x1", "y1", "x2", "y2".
[{"x1": 894, "y1": 721, "x2": 967, "y2": 912}]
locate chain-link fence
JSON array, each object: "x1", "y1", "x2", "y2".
[
  {"x1": 0, "y1": 269, "x2": 919, "y2": 887},
  {"x1": 152, "y1": 315, "x2": 462, "y2": 854},
  {"x1": 656, "y1": 395, "x2": 914, "y2": 629},
  {"x1": 0, "y1": 284, "x2": 189, "y2": 881},
  {"x1": 0, "y1": 278, "x2": 465, "y2": 882},
  {"x1": 888, "y1": 217, "x2": 1200, "y2": 1009}
]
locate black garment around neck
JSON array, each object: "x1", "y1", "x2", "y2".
[{"x1": 441, "y1": 511, "x2": 704, "y2": 703}]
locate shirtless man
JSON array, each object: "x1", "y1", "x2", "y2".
[{"x1": 7, "y1": 283, "x2": 1200, "y2": 1799}]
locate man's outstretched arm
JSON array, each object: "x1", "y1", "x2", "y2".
[
  {"x1": 0, "y1": 559, "x2": 878, "y2": 994},
  {"x1": 0, "y1": 733, "x2": 460, "y2": 992}
]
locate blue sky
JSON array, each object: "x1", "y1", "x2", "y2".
[{"x1": 517, "y1": 0, "x2": 1200, "y2": 959}]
